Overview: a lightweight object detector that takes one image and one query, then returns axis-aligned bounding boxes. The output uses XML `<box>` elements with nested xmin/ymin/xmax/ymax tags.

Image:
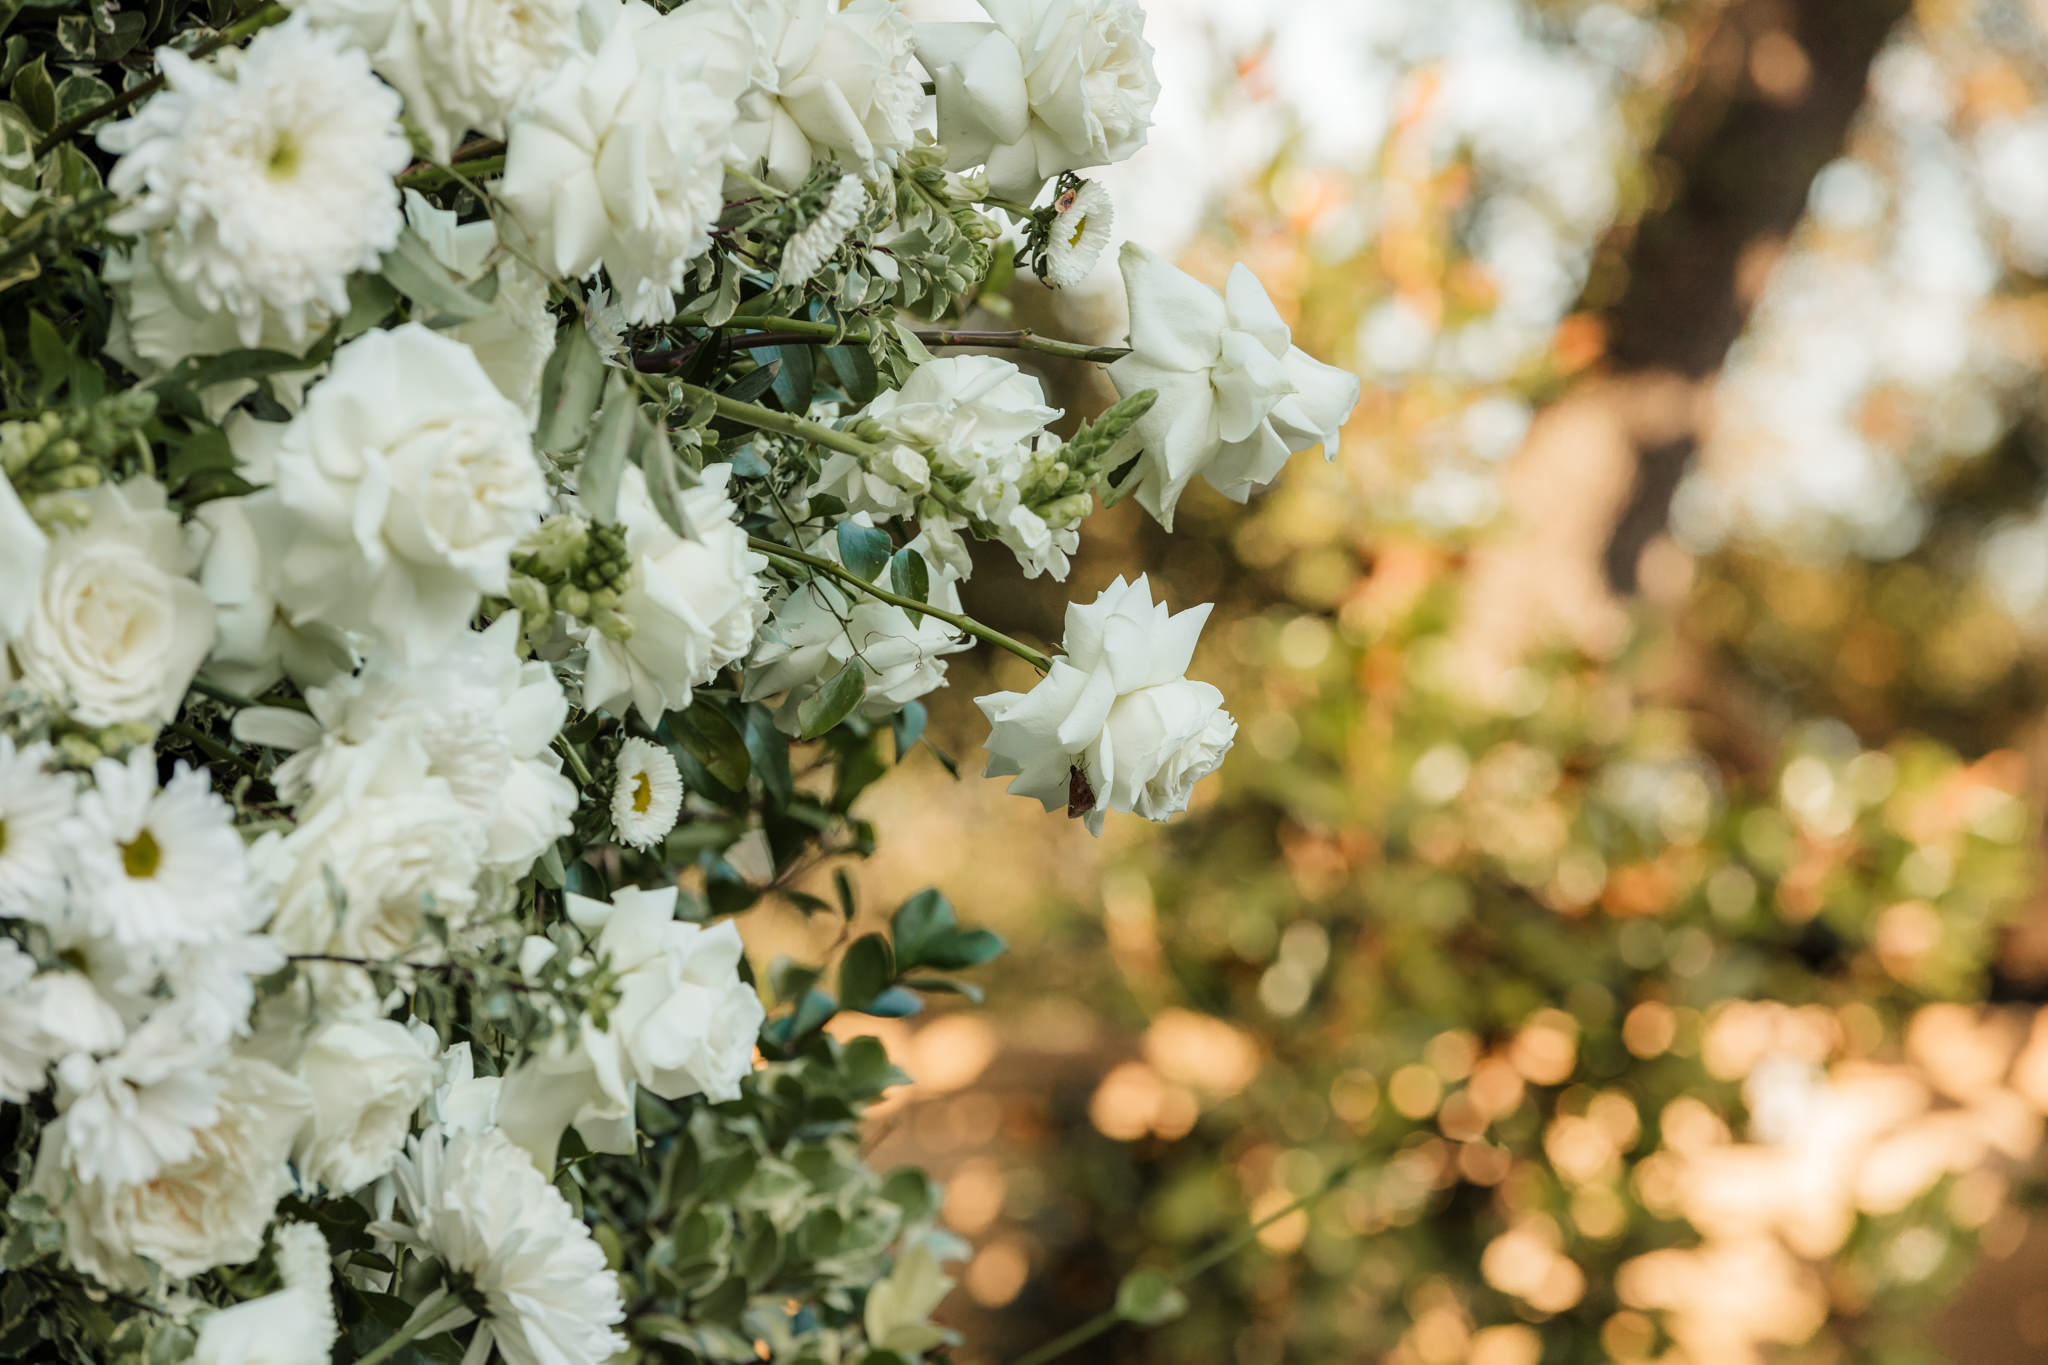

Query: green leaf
<box><xmin>380</xmin><ymin>225</ymin><xmax>496</xmax><ymax>323</ymax></box>
<box><xmin>769</xmin><ymin>343</ymin><xmax>815</xmax><ymax>411</ymax></box>
<box><xmin>52</xmin><ymin>72</ymin><xmax>109</xmax><ymax>125</ymax></box>
<box><xmin>579</xmin><ymin>372</ymin><xmax>636</xmax><ymax>526</ymax></box>
<box><xmin>837</xmin><ymin>933</ymin><xmax>894</xmax><ymax>1009</ymax></box>
<box><xmin>537</xmin><ymin>321</ymin><xmax>606</xmax><ymax>455</ymax></box>
<box><xmin>886</xmin><ymin>546</ymin><xmax>929</xmax><ymax>627</ymax></box>
<box><xmin>666</xmin><ymin>704</ymin><xmax>751</xmax><ymax>793</ymax></box>
<box><xmin>741</xmin><ymin>704</ymin><xmax>794</xmax><ymax>808</ymax></box>
<box><xmin>9</xmin><ymin>54</ymin><xmax>51</xmax><ymax>132</ymax></box>
<box><xmin>797</xmin><ymin>660</ymin><xmax>865</xmax><ymax>739</ymax></box>
<box><xmin>640</xmin><ymin>419</ymin><xmax>701</xmax><ymax>541</ymax></box>
<box><xmin>1115</xmin><ymin>1267</ymin><xmax>1189</xmax><ymax>1326</ymax></box>
<box><xmin>720</xmin><ymin>358</ymin><xmax>780</xmax><ymax>405</ymax></box>
<box><xmin>899</xmin><ymin>976</ymin><xmax>984</xmax><ymax>1004</ymax></box>
<box><xmin>918</xmin><ymin>927</ymin><xmax>1005</xmax><ymax>971</ymax></box>
<box><xmin>890</xmin><ymin>701</ymin><xmax>927</xmax><ymax>762</ymax></box>
<box><xmin>861</xmin><ymin>986</ymin><xmax>923</xmax><ymax>1018</ymax></box>
<box><xmin>824</xmin><ymin>343</ymin><xmax>879</xmax><ymax>403</ymax></box>
<box><xmin>788</xmin><ymin>987</ymin><xmax>836</xmax><ymax>1040</ymax></box>
<box><xmin>25</xmin><ymin>309</ymin><xmax>66</xmax><ymax>401</ymax></box>
<box><xmin>890</xmin><ymin>889</ymin><xmax>956</xmax><ymax>969</ymax></box>
<box><xmin>835</xmin><ymin>521</ymin><xmax>891</xmax><ymax>582</ymax></box>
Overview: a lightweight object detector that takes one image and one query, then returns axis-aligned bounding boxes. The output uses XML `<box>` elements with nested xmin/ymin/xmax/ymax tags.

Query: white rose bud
<box><xmin>14</xmin><ymin>476</ymin><xmax>216</xmax><ymax>727</ymax></box>
<box><xmin>976</xmin><ymin>574</ymin><xmax>1235</xmax><ymax>835</ymax></box>
<box><xmin>1107</xmin><ymin>243</ymin><xmax>1360</xmax><ymax>530</ymax></box>
<box><xmin>268</xmin><ymin>323</ymin><xmax>548</xmax><ymax>662</ymax></box>
<box><xmin>292</xmin><ymin>1018</ymin><xmax>439</xmax><ymax>1193</ymax></box>
<box><xmin>915</xmin><ymin>0</ymin><xmax>1159</xmax><ymax>201</ymax></box>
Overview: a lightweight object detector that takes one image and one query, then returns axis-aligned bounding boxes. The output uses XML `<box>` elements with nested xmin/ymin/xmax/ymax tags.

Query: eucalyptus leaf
<box><xmin>834</xmin><ymin>521</ymin><xmax>891</xmax><ymax>583</ymax></box>
<box><xmin>797</xmin><ymin>661</ymin><xmax>865</xmax><ymax>739</ymax></box>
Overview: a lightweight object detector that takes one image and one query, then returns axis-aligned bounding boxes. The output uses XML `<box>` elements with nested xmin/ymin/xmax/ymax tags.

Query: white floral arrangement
<box><xmin>0</xmin><ymin>0</ymin><xmax>1357</xmax><ymax>1360</ymax></box>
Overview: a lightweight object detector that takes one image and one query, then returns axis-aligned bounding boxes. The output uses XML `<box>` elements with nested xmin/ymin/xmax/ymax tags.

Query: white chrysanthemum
<box><xmin>35</xmin><ymin>1054</ymin><xmax>309</xmax><ymax>1289</ymax></box>
<box><xmin>0</xmin><ymin>737</ymin><xmax>75</xmax><ymax>920</ymax></box>
<box><xmin>381</xmin><ymin>1125</ymin><xmax>626</xmax><ymax>1365</ymax></box>
<box><xmin>610</xmin><ymin>738</ymin><xmax>682</xmax><ymax>850</ymax></box>
<box><xmin>67</xmin><ymin>749</ymin><xmax>257</xmax><ymax>958</ymax></box>
<box><xmin>50</xmin><ymin>1003</ymin><xmax>229</xmax><ymax>1187</ymax></box>
<box><xmin>780</xmin><ymin>174</ymin><xmax>866</xmax><ymax>286</ymax></box>
<box><xmin>1042</xmin><ymin>179</ymin><xmax>1112</xmax><ymax>288</ymax></box>
<box><xmin>499</xmin><ymin>0</ymin><xmax>739</xmax><ymax>325</ymax></box>
<box><xmin>580</xmin><ymin>464</ymin><xmax>769</xmax><ymax>723</ymax></box>
<box><xmin>191</xmin><ymin>1222</ymin><xmax>338</xmax><ymax>1365</ymax></box>
<box><xmin>286</xmin><ymin>0</ymin><xmax>579</xmax><ymax>162</ymax></box>
<box><xmin>97</xmin><ymin>19</ymin><xmax>409</xmax><ymax>348</ymax></box>
<box><xmin>238</xmin><ymin>616</ymin><xmax>574</xmax><ymax>875</ymax></box>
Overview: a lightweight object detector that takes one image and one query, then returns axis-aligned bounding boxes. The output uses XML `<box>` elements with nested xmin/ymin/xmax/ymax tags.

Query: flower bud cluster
<box><xmin>510</xmin><ymin>516</ymin><xmax>637</xmax><ymax>642</ymax></box>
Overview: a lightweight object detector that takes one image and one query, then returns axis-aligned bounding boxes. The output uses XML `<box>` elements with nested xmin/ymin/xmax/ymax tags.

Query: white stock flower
<box><xmin>610</xmin><ymin>737</ymin><xmax>682</xmax><ymax>851</ymax></box>
<box><xmin>1107</xmin><ymin>244</ymin><xmax>1361</xmax><ymax>530</ymax></box>
<box><xmin>916</xmin><ymin>0</ymin><xmax>1158</xmax><ymax>201</ymax></box>
<box><xmin>269</xmin><ymin>323</ymin><xmax>549</xmax><ymax>661</ymax></box>
<box><xmin>381</xmin><ymin>1124</ymin><xmax>626</xmax><ymax>1365</ymax></box>
<box><xmin>97</xmin><ymin>19</ymin><xmax>408</xmax><ymax>348</ymax></box>
<box><xmin>402</xmin><ymin>191</ymin><xmax>556</xmax><ymax>426</ymax></box>
<box><xmin>0</xmin><ymin>945</ymin><xmax>125</xmax><ymax>1104</ymax></box>
<box><xmin>286</xmin><ymin>0</ymin><xmax>578</xmax><ymax>161</ymax></box>
<box><xmin>735</xmin><ymin>0</ymin><xmax>922</xmax><ymax>190</ymax></box>
<box><xmin>0</xmin><ymin>737</ymin><xmax>75</xmax><ymax>920</ymax></box>
<box><xmin>191</xmin><ymin>1222</ymin><xmax>339</xmax><ymax>1365</ymax></box>
<box><xmin>500</xmin><ymin>0</ymin><xmax>739</xmax><ymax>325</ymax></box>
<box><xmin>243</xmin><ymin>615</ymin><xmax>574</xmax><ymax>874</ymax></box>
<box><xmin>976</xmin><ymin>575</ymin><xmax>1234</xmax><ymax>835</ymax></box>
<box><xmin>292</xmin><ymin>1017</ymin><xmax>439</xmax><ymax>1193</ymax></box>
<box><xmin>1043</xmin><ymin>178</ymin><xmax>1112</xmax><ymax>288</ymax></box>
<box><xmin>496</xmin><ymin>886</ymin><xmax>762</xmax><ymax>1168</ymax></box>
<box><xmin>36</xmin><ymin>1055</ymin><xmax>310</xmax><ymax>1289</ymax></box>
<box><xmin>580</xmin><ymin>464</ymin><xmax>768</xmax><ymax>723</ymax></box>
<box><xmin>12</xmin><ymin>476</ymin><xmax>216</xmax><ymax>727</ymax></box>
<box><xmin>68</xmin><ymin>748</ymin><xmax>259</xmax><ymax>957</ymax></box>
<box><xmin>191</xmin><ymin>488</ymin><xmax>355</xmax><ymax>699</ymax></box>
<box><xmin>780</xmin><ymin>174</ymin><xmax>866</xmax><ymax>286</ymax></box>
<box><xmin>743</xmin><ymin>521</ymin><xmax>971</xmax><ymax>728</ymax></box>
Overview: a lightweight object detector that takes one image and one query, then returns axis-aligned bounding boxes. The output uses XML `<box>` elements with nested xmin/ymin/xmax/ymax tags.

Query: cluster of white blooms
<box><xmin>0</xmin><ymin>0</ymin><xmax>1357</xmax><ymax>1354</ymax></box>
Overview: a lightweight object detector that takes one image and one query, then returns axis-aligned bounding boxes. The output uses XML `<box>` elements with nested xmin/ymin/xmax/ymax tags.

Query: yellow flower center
<box><xmin>631</xmin><ymin>772</ymin><xmax>654</xmax><ymax>815</ymax></box>
<box><xmin>266</xmin><ymin>133</ymin><xmax>301</xmax><ymax>179</ymax></box>
<box><xmin>1069</xmin><ymin>215</ymin><xmax>1089</xmax><ymax>248</ymax></box>
<box><xmin>121</xmin><ymin>828</ymin><xmax>162</xmax><ymax>879</ymax></box>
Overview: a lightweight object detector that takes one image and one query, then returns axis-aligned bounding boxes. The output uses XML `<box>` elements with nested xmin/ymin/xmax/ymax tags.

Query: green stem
<box><xmin>163</xmin><ymin>720</ymin><xmax>250</xmax><ymax>774</ymax></box>
<box><xmin>33</xmin><ymin>2</ymin><xmax>288</xmax><ymax>158</ymax></box>
<box><xmin>717</xmin><ymin>313</ymin><xmax>1130</xmax><ymax>365</ymax></box>
<box><xmin>0</xmin><ymin>190</ymin><xmax>116</xmax><ymax>275</ymax></box>
<box><xmin>351</xmin><ymin>1293</ymin><xmax>470</xmax><ymax>1365</ymax></box>
<box><xmin>1005</xmin><ymin>1164</ymin><xmax>1358</xmax><ymax>1365</ymax></box>
<box><xmin>747</xmin><ymin>536</ymin><xmax>1053</xmax><ymax>673</ymax></box>
<box><xmin>397</xmin><ymin>155</ymin><xmax>505</xmax><ymax>191</ymax></box>
<box><xmin>668</xmin><ymin>379</ymin><xmax>881</xmax><ymax>462</ymax></box>
<box><xmin>981</xmin><ymin>196</ymin><xmax>1041</xmax><ymax>218</ymax></box>
<box><xmin>189</xmin><ymin>674</ymin><xmax>310</xmax><ymax>713</ymax></box>
<box><xmin>552</xmin><ymin>734</ymin><xmax>592</xmax><ymax>786</ymax></box>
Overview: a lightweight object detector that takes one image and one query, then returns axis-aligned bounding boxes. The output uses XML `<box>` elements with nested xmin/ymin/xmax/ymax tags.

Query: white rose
<box><xmin>268</xmin><ymin>323</ymin><xmax>549</xmax><ymax>662</ymax></box>
<box><xmin>976</xmin><ymin>574</ymin><xmax>1235</xmax><ymax>834</ymax></box>
<box><xmin>916</xmin><ymin>0</ymin><xmax>1158</xmax><ymax>201</ymax></box>
<box><xmin>259</xmin><ymin>731</ymin><xmax>485</xmax><ymax>960</ymax></box>
<box><xmin>240</xmin><ymin>615</ymin><xmax>574</xmax><ymax>874</ymax></box>
<box><xmin>286</xmin><ymin>0</ymin><xmax>579</xmax><ymax>161</ymax></box>
<box><xmin>1107</xmin><ymin>243</ymin><xmax>1361</xmax><ymax>530</ymax></box>
<box><xmin>735</xmin><ymin>0</ymin><xmax>923</xmax><ymax>190</ymax></box>
<box><xmin>292</xmin><ymin>1018</ymin><xmax>439</xmax><ymax>1192</ymax></box>
<box><xmin>191</xmin><ymin>489</ymin><xmax>354</xmax><ymax>699</ymax></box>
<box><xmin>500</xmin><ymin>0</ymin><xmax>740</xmax><ymax>325</ymax></box>
<box><xmin>401</xmin><ymin>191</ymin><xmax>556</xmax><ymax>426</ymax></box>
<box><xmin>743</xmin><ymin>519</ymin><xmax>971</xmax><ymax>729</ymax></box>
<box><xmin>35</xmin><ymin>1055</ymin><xmax>310</xmax><ymax>1289</ymax></box>
<box><xmin>0</xmin><ymin>472</ymin><xmax>45</xmax><ymax>642</ymax></box>
<box><xmin>496</xmin><ymin>887</ymin><xmax>763</xmax><ymax>1169</ymax></box>
<box><xmin>13</xmin><ymin>476</ymin><xmax>216</xmax><ymax>727</ymax></box>
<box><xmin>191</xmin><ymin>1223</ymin><xmax>338</xmax><ymax>1365</ymax></box>
<box><xmin>580</xmin><ymin>463</ymin><xmax>768</xmax><ymax>724</ymax></box>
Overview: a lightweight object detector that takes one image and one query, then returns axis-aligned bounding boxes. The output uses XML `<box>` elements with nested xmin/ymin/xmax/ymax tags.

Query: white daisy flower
<box><xmin>69</xmin><ymin>749</ymin><xmax>258</xmax><ymax>957</ymax></box>
<box><xmin>97</xmin><ymin>18</ymin><xmax>410</xmax><ymax>348</ymax></box>
<box><xmin>610</xmin><ymin>737</ymin><xmax>682</xmax><ymax>851</ymax></box>
<box><xmin>0</xmin><ymin>736</ymin><xmax>76</xmax><ymax>921</ymax></box>
<box><xmin>1042</xmin><ymin>179</ymin><xmax>1113</xmax><ymax>289</ymax></box>
<box><xmin>0</xmin><ymin>942</ymin><xmax>126</xmax><ymax>1104</ymax></box>
<box><xmin>49</xmin><ymin>1001</ymin><xmax>229</xmax><ymax>1186</ymax></box>
<box><xmin>378</xmin><ymin>1124</ymin><xmax>626</xmax><ymax>1365</ymax></box>
<box><xmin>780</xmin><ymin>175</ymin><xmax>867</xmax><ymax>287</ymax></box>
